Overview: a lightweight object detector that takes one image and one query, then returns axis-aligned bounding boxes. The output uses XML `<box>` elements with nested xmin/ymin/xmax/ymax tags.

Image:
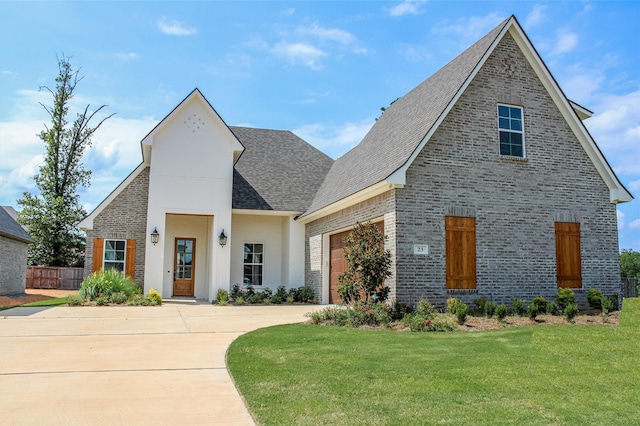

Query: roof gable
<box><xmin>0</xmin><ymin>207</ymin><xmax>33</xmax><ymax>244</ymax></box>
<box><xmin>301</xmin><ymin>15</ymin><xmax>631</xmax><ymax>220</ymax></box>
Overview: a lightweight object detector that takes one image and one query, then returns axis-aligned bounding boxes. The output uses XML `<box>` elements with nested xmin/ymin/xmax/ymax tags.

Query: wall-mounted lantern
<box><xmin>150</xmin><ymin>227</ymin><xmax>160</xmax><ymax>245</ymax></box>
<box><xmin>219</xmin><ymin>230</ymin><xmax>228</xmax><ymax>247</ymax></box>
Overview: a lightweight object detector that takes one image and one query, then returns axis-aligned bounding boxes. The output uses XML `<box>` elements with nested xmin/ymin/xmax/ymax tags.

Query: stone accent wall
<box><xmin>394</xmin><ymin>33</ymin><xmax>620</xmax><ymax>308</ymax></box>
<box><xmin>304</xmin><ymin>191</ymin><xmax>396</xmax><ymax>302</ymax></box>
<box><xmin>0</xmin><ymin>236</ymin><xmax>29</xmax><ymax>295</ymax></box>
<box><xmin>84</xmin><ymin>167</ymin><xmax>150</xmax><ymax>286</ymax></box>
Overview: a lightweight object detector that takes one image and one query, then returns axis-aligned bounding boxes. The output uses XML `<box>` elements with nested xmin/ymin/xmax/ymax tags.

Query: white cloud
<box><xmin>618</xmin><ymin>210</ymin><xmax>626</xmax><ymax>229</ymax></box>
<box><xmin>157</xmin><ymin>17</ymin><xmax>197</xmax><ymax>36</ymax></box>
<box><xmin>432</xmin><ymin>13</ymin><xmax>504</xmax><ymax>46</ymax></box>
<box><xmin>300</xmin><ymin>23</ymin><xmax>357</xmax><ymax>45</ymax></box>
<box><xmin>630</xmin><ymin>219</ymin><xmax>640</xmax><ymax>230</ymax></box>
<box><xmin>585</xmin><ymin>90</ymin><xmax>640</xmax><ymax>176</ymax></box>
<box><xmin>115</xmin><ymin>52</ymin><xmax>139</xmax><ymax>61</ymax></box>
<box><xmin>525</xmin><ymin>5</ymin><xmax>547</xmax><ymax>28</ymax></box>
<box><xmin>272</xmin><ymin>42</ymin><xmax>327</xmax><ymax>70</ymax></box>
<box><xmin>293</xmin><ymin>118</ymin><xmax>374</xmax><ymax>159</ymax></box>
<box><xmin>628</xmin><ymin>179</ymin><xmax>640</xmax><ymax>194</ymax></box>
<box><xmin>553</xmin><ymin>31</ymin><xmax>578</xmax><ymax>55</ymax></box>
<box><xmin>389</xmin><ymin>0</ymin><xmax>427</xmax><ymax>17</ymax></box>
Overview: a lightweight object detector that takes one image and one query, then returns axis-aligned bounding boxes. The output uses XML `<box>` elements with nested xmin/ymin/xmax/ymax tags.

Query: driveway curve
<box><xmin>0</xmin><ymin>302</ymin><xmax>322</xmax><ymax>425</ymax></box>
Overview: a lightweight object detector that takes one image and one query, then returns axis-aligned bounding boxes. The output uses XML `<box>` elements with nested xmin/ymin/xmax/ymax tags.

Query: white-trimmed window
<box><xmin>498</xmin><ymin>104</ymin><xmax>524</xmax><ymax>158</ymax></box>
<box><xmin>243</xmin><ymin>243</ymin><xmax>263</xmax><ymax>286</ymax></box>
<box><xmin>104</xmin><ymin>239</ymin><xmax>126</xmax><ymax>272</ymax></box>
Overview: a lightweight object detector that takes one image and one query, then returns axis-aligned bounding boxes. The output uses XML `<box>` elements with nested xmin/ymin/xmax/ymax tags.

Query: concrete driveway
<box><xmin>0</xmin><ymin>301</ymin><xmax>321</xmax><ymax>425</ymax></box>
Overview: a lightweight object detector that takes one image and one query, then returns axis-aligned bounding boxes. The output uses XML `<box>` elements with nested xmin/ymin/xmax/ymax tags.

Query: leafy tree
<box><xmin>337</xmin><ymin>222</ymin><xmax>392</xmax><ymax>304</ymax></box>
<box><xmin>620</xmin><ymin>249</ymin><xmax>640</xmax><ymax>280</ymax></box>
<box><xmin>18</xmin><ymin>56</ymin><xmax>113</xmax><ymax>267</ymax></box>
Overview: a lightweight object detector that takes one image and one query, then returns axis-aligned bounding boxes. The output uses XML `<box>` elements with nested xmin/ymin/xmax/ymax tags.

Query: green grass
<box><xmin>228</xmin><ymin>298</ymin><xmax>640</xmax><ymax>425</ymax></box>
<box><xmin>20</xmin><ymin>297</ymin><xmax>69</xmax><ymax>307</ymax></box>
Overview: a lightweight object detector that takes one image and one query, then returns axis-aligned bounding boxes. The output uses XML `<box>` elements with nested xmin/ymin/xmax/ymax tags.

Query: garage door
<box><xmin>329</xmin><ymin>222</ymin><xmax>384</xmax><ymax>304</ymax></box>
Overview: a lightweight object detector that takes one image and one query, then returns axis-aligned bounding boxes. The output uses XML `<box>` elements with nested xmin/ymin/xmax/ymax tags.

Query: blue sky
<box><xmin>1</xmin><ymin>1</ymin><xmax>638</xmax><ymax>249</ymax></box>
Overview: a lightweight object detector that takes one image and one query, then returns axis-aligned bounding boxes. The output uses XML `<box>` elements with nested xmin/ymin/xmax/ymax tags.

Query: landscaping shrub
<box><xmin>496</xmin><ymin>304</ymin><xmax>508</xmax><ymax>321</ymax></box>
<box><xmin>79</xmin><ymin>269</ymin><xmax>141</xmax><ymax>301</ymax></box>
<box><xmin>262</xmin><ymin>288</ymin><xmax>273</xmax><ymax>299</ymax></box>
<box><xmin>245</xmin><ymin>285</ymin><xmax>256</xmax><ymax>297</ymax></box>
<box><xmin>455</xmin><ymin>303</ymin><xmax>468</xmax><ymax>325</ymax></box>
<box><xmin>527</xmin><ymin>296</ymin><xmax>548</xmax><ymax>320</ymax></box>
<box><xmin>306</xmin><ymin>306</ymin><xmax>351</xmax><ymax>326</ymax></box>
<box><xmin>128</xmin><ymin>294</ymin><xmax>150</xmax><ymax>306</ymax></box>
<box><xmin>286</xmin><ymin>296</ymin><xmax>294</xmax><ymax>304</ymax></box>
<box><xmin>270</xmin><ymin>295</ymin><xmax>283</xmax><ymax>304</ymax></box>
<box><xmin>352</xmin><ymin>302</ymin><xmax>392</xmax><ymax>328</ymax></box>
<box><xmin>485</xmin><ymin>301</ymin><xmax>497</xmax><ymax>318</ymax></box>
<box><xmin>147</xmin><ymin>288</ymin><xmax>162</xmax><ymax>306</ymax></box>
<box><xmin>607</xmin><ymin>294</ymin><xmax>619</xmax><ymax>312</ymax></box>
<box><xmin>235</xmin><ymin>296</ymin><xmax>245</xmax><ymax>305</ymax></box>
<box><xmin>216</xmin><ymin>289</ymin><xmax>230</xmax><ymax>305</ymax></box>
<box><xmin>275</xmin><ymin>285</ymin><xmax>288</xmax><ymax>300</ymax></box>
<box><xmin>601</xmin><ymin>296</ymin><xmax>614</xmax><ymax>318</ymax></box>
<box><xmin>546</xmin><ymin>301</ymin><xmax>560</xmax><ymax>316</ymax></box>
<box><xmin>587</xmin><ymin>288</ymin><xmax>603</xmax><ymax>310</ymax></box>
<box><xmin>416</xmin><ymin>299</ymin><xmax>435</xmax><ymax>316</ymax></box>
<box><xmin>511</xmin><ymin>297</ymin><xmax>526</xmax><ymax>316</ymax></box>
<box><xmin>230</xmin><ymin>284</ymin><xmax>243</xmax><ymax>300</ymax></box>
<box><xmin>556</xmin><ymin>288</ymin><xmax>576</xmax><ymax>311</ymax></box>
<box><xmin>296</xmin><ymin>286</ymin><xmax>315</xmax><ymax>303</ymax></box>
<box><xmin>95</xmin><ymin>295</ymin><xmax>109</xmax><ymax>306</ymax></box>
<box><xmin>109</xmin><ymin>291</ymin><xmax>129</xmax><ymax>305</ymax></box>
<box><xmin>248</xmin><ymin>293</ymin><xmax>264</xmax><ymax>304</ymax></box>
<box><xmin>446</xmin><ymin>297</ymin><xmax>464</xmax><ymax>314</ymax></box>
<box><xmin>473</xmin><ymin>297</ymin><xmax>487</xmax><ymax>315</ymax></box>
<box><xmin>66</xmin><ymin>293</ymin><xmax>84</xmax><ymax>306</ymax></box>
<box><xmin>389</xmin><ymin>300</ymin><xmax>413</xmax><ymax>321</ymax></box>
<box><xmin>564</xmin><ymin>303</ymin><xmax>579</xmax><ymax>323</ymax></box>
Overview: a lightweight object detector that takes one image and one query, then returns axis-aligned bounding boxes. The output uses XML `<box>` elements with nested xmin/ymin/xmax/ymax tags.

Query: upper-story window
<box><xmin>498</xmin><ymin>104</ymin><xmax>524</xmax><ymax>158</ymax></box>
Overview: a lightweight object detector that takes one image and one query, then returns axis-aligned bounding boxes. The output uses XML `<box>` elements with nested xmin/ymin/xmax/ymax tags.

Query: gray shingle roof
<box><xmin>302</xmin><ymin>17</ymin><xmax>511</xmax><ymax>217</ymax></box>
<box><xmin>0</xmin><ymin>207</ymin><xmax>34</xmax><ymax>244</ymax></box>
<box><xmin>231</xmin><ymin>127</ymin><xmax>334</xmax><ymax>212</ymax></box>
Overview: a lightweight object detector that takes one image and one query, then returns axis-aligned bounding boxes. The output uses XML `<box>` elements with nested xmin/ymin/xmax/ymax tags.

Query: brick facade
<box><xmin>0</xmin><ymin>235</ymin><xmax>29</xmax><ymax>295</ymax></box>
<box><xmin>305</xmin><ymin>191</ymin><xmax>397</xmax><ymax>302</ymax></box>
<box><xmin>393</xmin><ymin>33</ymin><xmax>620</xmax><ymax>307</ymax></box>
<box><xmin>84</xmin><ymin>167</ymin><xmax>150</xmax><ymax>285</ymax></box>
<box><xmin>305</xmin><ymin>33</ymin><xmax>621</xmax><ymax>308</ymax></box>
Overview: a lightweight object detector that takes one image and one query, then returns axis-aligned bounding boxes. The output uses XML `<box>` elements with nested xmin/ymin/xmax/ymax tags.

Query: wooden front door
<box><xmin>173</xmin><ymin>238</ymin><xmax>195</xmax><ymax>297</ymax></box>
<box><xmin>329</xmin><ymin>222</ymin><xmax>385</xmax><ymax>304</ymax></box>
<box><xmin>555</xmin><ymin>222</ymin><xmax>582</xmax><ymax>288</ymax></box>
<box><xmin>445</xmin><ymin>216</ymin><xmax>476</xmax><ymax>289</ymax></box>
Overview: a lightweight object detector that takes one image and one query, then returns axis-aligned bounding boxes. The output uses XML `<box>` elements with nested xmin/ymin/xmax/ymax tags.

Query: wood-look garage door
<box><xmin>329</xmin><ymin>222</ymin><xmax>384</xmax><ymax>304</ymax></box>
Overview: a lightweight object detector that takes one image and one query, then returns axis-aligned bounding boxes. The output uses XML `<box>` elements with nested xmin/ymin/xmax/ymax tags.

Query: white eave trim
<box><xmin>78</xmin><ymin>163</ymin><xmax>147</xmax><ymax>230</ymax></box>
<box><xmin>232</xmin><ymin>209</ymin><xmax>301</xmax><ymax>216</ymax></box>
<box><xmin>569</xmin><ymin>100</ymin><xmax>593</xmax><ymax>120</ymax></box>
<box><xmin>297</xmin><ymin>181</ymin><xmax>400</xmax><ymax>224</ymax></box>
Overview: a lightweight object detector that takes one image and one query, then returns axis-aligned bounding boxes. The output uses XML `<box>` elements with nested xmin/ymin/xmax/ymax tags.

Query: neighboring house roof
<box><xmin>0</xmin><ymin>207</ymin><xmax>34</xmax><ymax>244</ymax></box>
<box><xmin>300</xmin><ymin>15</ymin><xmax>632</xmax><ymax>220</ymax></box>
<box><xmin>231</xmin><ymin>127</ymin><xmax>334</xmax><ymax>212</ymax></box>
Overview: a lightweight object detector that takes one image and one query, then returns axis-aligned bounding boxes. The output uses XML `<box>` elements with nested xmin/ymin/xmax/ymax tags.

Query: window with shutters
<box><xmin>445</xmin><ymin>216</ymin><xmax>477</xmax><ymax>289</ymax></box>
<box><xmin>104</xmin><ymin>239</ymin><xmax>126</xmax><ymax>272</ymax></box>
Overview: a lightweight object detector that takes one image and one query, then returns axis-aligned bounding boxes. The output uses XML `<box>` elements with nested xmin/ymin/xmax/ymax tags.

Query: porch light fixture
<box><xmin>219</xmin><ymin>230</ymin><xmax>228</xmax><ymax>247</ymax></box>
<box><xmin>150</xmin><ymin>227</ymin><xmax>160</xmax><ymax>245</ymax></box>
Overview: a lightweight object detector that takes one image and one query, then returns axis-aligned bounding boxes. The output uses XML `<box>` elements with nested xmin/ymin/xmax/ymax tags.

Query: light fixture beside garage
<box><xmin>150</xmin><ymin>227</ymin><xmax>160</xmax><ymax>245</ymax></box>
<box><xmin>219</xmin><ymin>230</ymin><xmax>228</xmax><ymax>247</ymax></box>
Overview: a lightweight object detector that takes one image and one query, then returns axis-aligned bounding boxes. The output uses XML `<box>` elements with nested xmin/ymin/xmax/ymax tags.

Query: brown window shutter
<box><xmin>125</xmin><ymin>239</ymin><xmax>136</xmax><ymax>279</ymax></box>
<box><xmin>92</xmin><ymin>238</ymin><xmax>104</xmax><ymax>273</ymax></box>
<box><xmin>555</xmin><ymin>222</ymin><xmax>582</xmax><ymax>288</ymax></box>
<box><xmin>445</xmin><ymin>217</ymin><xmax>477</xmax><ymax>289</ymax></box>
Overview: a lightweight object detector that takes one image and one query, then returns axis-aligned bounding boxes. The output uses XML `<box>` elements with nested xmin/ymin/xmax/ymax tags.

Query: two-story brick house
<box><xmin>79</xmin><ymin>16</ymin><xmax>632</xmax><ymax>307</ymax></box>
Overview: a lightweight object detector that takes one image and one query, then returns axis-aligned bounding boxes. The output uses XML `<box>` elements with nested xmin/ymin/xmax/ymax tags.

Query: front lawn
<box><xmin>227</xmin><ymin>298</ymin><xmax>640</xmax><ymax>425</ymax></box>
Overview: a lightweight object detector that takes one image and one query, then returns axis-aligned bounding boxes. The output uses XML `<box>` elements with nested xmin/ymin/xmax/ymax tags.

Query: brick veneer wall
<box><xmin>84</xmin><ymin>167</ymin><xmax>150</xmax><ymax>286</ymax></box>
<box><xmin>0</xmin><ymin>235</ymin><xmax>29</xmax><ymax>295</ymax></box>
<box><xmin>304</xmin><ymin>191</ymin><xmax>397</xmax><ymax>302</ymax></box>
<box><xmin>393</xmin><ymin>33</ymin><xmax>620</xmax><ymax>308</ymax></box>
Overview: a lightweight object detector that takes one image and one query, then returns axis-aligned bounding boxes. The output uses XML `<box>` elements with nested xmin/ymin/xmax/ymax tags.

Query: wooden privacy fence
<box><xmin>26</xmin><ymin>267</ymin><xmax>84</xmax><ymax>290</ymax></box>
<box><xmin>622</xmin><ymin>277</ymin><xmax>637</xmax><ymax>299</ymax></box>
